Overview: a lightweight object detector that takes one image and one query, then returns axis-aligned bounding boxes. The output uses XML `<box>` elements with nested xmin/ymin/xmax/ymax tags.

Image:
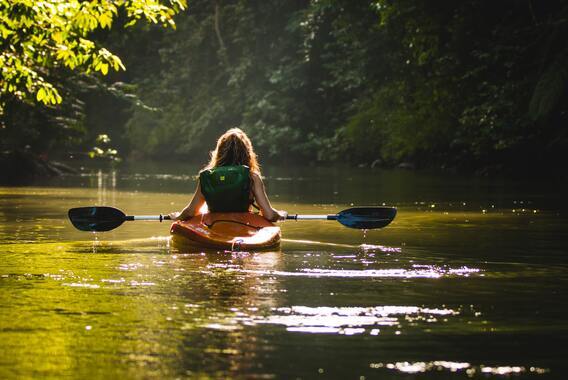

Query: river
<box><xmin>0</xmin><ymin>162</ymin><xmax>566</xmax><ymax>379</ymax></box>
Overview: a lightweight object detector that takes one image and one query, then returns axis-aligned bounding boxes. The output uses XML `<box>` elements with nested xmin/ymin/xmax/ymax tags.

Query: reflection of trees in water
<box><xmin>0</xmin><ymin>190</ymin><xmax>80</xmax><ymax>243</ymax></box>
<box><xmin>89</xmin><ymin>170</ymin><xmax>117</xmax><ymax>207</ymax></box>
<box><xmin>157</xmin><ymin>251</ymin><xmax>284</xmax><ymax>377</ymax></box>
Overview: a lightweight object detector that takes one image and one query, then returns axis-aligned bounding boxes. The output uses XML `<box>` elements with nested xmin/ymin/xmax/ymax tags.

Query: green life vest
<box><xmin>200</xmin><ymin>165</ymin><xmax>251</xmax><ymax>212</ymax></box>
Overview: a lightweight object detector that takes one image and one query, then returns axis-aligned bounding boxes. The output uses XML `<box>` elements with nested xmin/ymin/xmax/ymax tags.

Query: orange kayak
<box><xmin>170</xmin><ymin>212</ymin><xmax>281</xmax><ymax>251</ymax></box>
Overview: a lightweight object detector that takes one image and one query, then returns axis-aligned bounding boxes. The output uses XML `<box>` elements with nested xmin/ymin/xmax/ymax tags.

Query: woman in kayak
<box><xmin>169</xmin><ymin>128</ymin><xmax>287</xmax><ymax>222</ymax></box>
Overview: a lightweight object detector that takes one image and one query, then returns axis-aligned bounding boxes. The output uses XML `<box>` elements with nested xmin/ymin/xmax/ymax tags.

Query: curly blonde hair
<box><xmin>204</xmin><ymin>128</ymin><xmax>260</xmax><ymax>174</ymax></box>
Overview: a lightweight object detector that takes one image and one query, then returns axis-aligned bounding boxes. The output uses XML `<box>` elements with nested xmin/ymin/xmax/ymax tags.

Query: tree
<box><xmin>0</xmin><ymin>0</ymin><xmax>186</xmax><ymax>113</ymax></box>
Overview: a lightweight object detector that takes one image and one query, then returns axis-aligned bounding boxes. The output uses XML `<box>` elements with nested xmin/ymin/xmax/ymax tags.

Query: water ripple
<box><xmin>369</xmin><ymin>361</ymin><xmax>549</xmax><ymax>377</ymax></box>
<box><xmin>202</xmin><ymin>305</ymin><xmax>467</xmax><ymax>335</ymax></box>
<box><xmin>254</xmin><ymin>305</ymin><xmax>459</xmax><ymax>334</ymax></box>
<box><xmin>229</xmin><ymin>265</ymin><xmax>481</xmax><ymax>278</ymax></box>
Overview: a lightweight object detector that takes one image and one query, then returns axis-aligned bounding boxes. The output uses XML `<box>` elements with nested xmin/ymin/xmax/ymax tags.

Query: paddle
<box><xmin>68</xmin><ymin>206</ymin><xmax>171</xmax><ymax>232</ymax></box>
<box><xmin>68</xmin><ymin>206</ymin><xmax>396</xmax><ymax>232</ymax></box>
<box><xmin>286</xmin><ymin>207</ymin><xmax>396</xmax><ymax>229</ymax></box>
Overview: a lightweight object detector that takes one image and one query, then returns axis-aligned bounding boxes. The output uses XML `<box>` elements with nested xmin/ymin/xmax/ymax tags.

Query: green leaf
<box><xmin>36</xmin><ymin>88</ymin><xmax>46</xmax><ymax>102</ymax></box>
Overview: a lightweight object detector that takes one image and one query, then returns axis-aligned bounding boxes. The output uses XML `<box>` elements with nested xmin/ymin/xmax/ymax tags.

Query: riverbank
<box><xmin>0</xmin><ymin>151</ymin><xmax>77</xmax><ymax>185</ymax></box>
<box><xmin>2</xmin><ymin>150</ymin><xmax>567</xmax><ymax>186</ymax></box>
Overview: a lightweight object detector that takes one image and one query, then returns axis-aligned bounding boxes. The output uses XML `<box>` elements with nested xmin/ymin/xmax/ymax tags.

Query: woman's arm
<box><xmin>251</xmin><ymin>173</ymin><xmax>287</xmax><ymax>222</ymax></box>
<box><xmin>169</xmin><ymin>180</ymin><xmax>206</xmax><ymax>221</ymax></box>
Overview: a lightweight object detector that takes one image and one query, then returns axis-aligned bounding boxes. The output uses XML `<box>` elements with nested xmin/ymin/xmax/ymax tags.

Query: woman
<box><xmin>169</xmin><ymin>128</ymin><xmax>287</xmax><ymax>222</ymax></box>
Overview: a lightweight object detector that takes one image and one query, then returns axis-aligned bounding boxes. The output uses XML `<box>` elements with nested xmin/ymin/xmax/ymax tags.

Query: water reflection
<box><xmin>250</xmin><ymin>305</ymin><xmax>460</xmax><ymax>334</ymax></box>
<box><xmin>94</xmin><ymin>169</ymin><xmax>117</xmax><ymax>206</ymax></box>
<box><xmin>229</xmin><ymin>265</ymin><xmax>481</xmax><ymax>278</ymax></box>
<box><xmin>370</xmin><ymin>361</ymin><xmax>549</xmax><ymax>377</ymax></box>
<box><xmin>11</xmin><ymin>248</ymin><xmax>283</xmax><ymax>377</ymax></box>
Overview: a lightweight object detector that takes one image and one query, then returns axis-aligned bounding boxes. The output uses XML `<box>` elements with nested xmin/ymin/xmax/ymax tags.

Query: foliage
<box><xmin>0</xmin><ymin>0</ymin><xmax>185</xmax><ymax>157</ymax></box>
<box><xmin>2</xmin><ymin>0</ymin><xmax>568</xmax><ymax>174</ymax></box>
<box><xmin>88</xmin><ymin>133</ymin><xmax>121</xmax><ymax>162</ymax></box>
<box><xmin>342</xmin><ymin>0</ymin><xmax>568</xmax><ymax>169</ymax></box>
<box><xmin>0</xmin><ymin>0</ymin><xmax>185</xmax><ymax>110</ymax></box>
<box><xmin>121</xmin><ymin>0</ymin><xmax>381</xmax><ymax>161</ymax></box>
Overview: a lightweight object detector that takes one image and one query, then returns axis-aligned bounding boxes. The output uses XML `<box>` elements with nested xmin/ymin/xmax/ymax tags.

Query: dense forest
<box><xmin>2</xmin><ymin>0</ymin><xmax>567</xmax><ymax>175</ymax></box>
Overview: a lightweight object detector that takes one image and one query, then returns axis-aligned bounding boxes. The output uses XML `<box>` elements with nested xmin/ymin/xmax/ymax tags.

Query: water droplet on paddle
<box><xmin>92</xmin><ymin>232</ymin><xmax>99</xmax><ymax>253</ymax></box>
<box><xmin>362</xmin><ymin>229</ymin><xmax>368</xmax><ymax>239</ymax></box>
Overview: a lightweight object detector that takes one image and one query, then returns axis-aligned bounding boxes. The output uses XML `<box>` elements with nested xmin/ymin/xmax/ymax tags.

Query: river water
<box><xmin>0</xmin><ymin>163</ymin><xmax>566</xmax><ymax>379</ymax></box>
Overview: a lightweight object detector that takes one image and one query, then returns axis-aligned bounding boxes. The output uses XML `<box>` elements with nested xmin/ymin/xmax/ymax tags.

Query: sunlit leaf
<box><xmin>36</xmin><ymin>87</ymin><xmax>46</xmax><ymax>102</ymax></box>
<box><xmin>0</xmin><ymin>0</ymin><xmax>183</xmax><ymax>111</ymax></box>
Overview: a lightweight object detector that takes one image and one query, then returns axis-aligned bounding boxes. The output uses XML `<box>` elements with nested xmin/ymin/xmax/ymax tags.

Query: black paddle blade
<box><xmin>68</xmin><ymin>206</ymin><xmax>126</xmax><ymax>232</ymax></box>
<box><xmin>336</xmin><ymin>207</ymin><xmax>397</xmax><ymax>229</ymax></box>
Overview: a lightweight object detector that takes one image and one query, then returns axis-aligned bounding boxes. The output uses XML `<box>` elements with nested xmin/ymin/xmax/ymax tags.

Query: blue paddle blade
<box><xmin>68</xmin><ymin>207</ymin><xmax>126</xmax><ymax>232</ymax></box>
<box><xmin>336</xmin><ymin>207</ymin><xmax>397</xmax><ymax>229</ymax></box>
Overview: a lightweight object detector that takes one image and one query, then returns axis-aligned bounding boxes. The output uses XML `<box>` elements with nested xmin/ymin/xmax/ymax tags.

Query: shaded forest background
<box><xmin>2</xmin><ymin>0</ymin><xmax>567</xmax><ymax>174</ymax></box>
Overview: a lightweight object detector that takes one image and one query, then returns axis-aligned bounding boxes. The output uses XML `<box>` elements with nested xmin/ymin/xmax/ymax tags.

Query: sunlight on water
<box><xmin>61</xmin><ymin>282</ymin><xmax>101</xmax><ymax>289</ymax></box>
<box><xmin>254</xmin><ymin>305</ymin><xmax>459</xmax><ymax>334</ymax></box>
<box><xmin>196</xmin><ymin>304</ymin><xmax>472</xmax><ymax>337</ymax></box>
<box><xmin>282</xmin><ymin>238</ymin><xmax>359</xmax><ymax>248</ymax></box>
<box><xmin>369</xmin><ymin>361</ymin><xmax>549</xmax><ymax>377</ymax></box>
<box><xmin>359</xmin><ymin>243</ymin><xmax>402</xmax><ymax>253</ymax></box>
<box><xmin>229</xmin><ymin>265</ymin><xmax>481</xmax><ymax>278</ymax></box>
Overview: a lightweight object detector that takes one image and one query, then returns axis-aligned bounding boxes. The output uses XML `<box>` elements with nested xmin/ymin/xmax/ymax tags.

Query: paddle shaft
<box><xmin>287</xmin><ymin>214</ymin><xmax>337</xmax><ymax>220</ymax></box>
<box><xmin>287</xmin><ymin>214</ymin><xmax>393</xmax><ymax>222</ymax></box>
<box><xmin>131</xmin><ymin>215</ymin><xmax>326</xmax><ymax>221</ymax></box>
<box><xmin>125</xmin><ymin>215</ymin><xmax>172</xmax><ymax>221</ymax></box>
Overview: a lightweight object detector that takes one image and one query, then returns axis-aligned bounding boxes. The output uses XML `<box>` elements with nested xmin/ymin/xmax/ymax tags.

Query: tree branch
<box><xmin>213</xmin><ymin>0</ymin><xmax>229</xmax><ymax>66</ymax></box>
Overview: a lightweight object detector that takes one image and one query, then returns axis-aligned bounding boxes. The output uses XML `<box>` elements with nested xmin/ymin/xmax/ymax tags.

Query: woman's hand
<box><xmin>276</xmin><ymin>210</ymin><xmax>288</xmax><ymax>221</ymax></box>
<box><xmin>168</xmin><ymin>211</ymin><xmax>181</xmax><ymax>221</ymax></box>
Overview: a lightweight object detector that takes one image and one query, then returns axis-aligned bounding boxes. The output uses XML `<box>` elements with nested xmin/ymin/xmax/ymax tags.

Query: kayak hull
<box><xmin>170</xmin><ymin>213</ymin><xmax>281</xmax><ymax>251</ymax></box>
